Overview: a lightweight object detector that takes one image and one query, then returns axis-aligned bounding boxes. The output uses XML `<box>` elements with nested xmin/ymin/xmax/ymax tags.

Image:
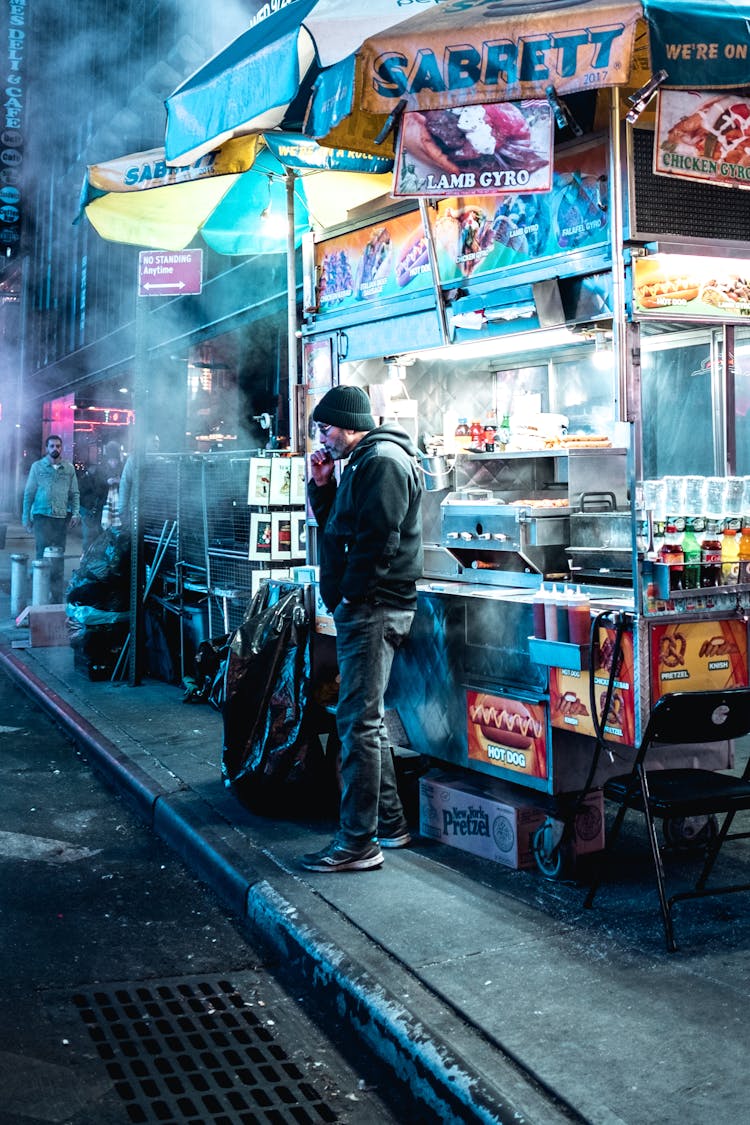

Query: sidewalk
<box><xmin>0</xmin><ymin>517</ymin><xmax>748</xmax><ymax>1124</ymax></box>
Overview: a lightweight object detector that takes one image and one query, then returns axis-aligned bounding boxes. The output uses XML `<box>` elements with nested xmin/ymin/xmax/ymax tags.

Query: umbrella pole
<box><xmin>286</xmin><ymin>169</ymin><xmax>298</xmax><ymax>450</ymax></box>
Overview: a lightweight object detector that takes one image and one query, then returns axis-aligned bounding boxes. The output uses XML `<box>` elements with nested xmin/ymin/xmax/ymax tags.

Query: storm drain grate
<box><xmin>72</xmin><ymin>976</ymin><xmax>340</xmax><ymax>1124</ymax></box>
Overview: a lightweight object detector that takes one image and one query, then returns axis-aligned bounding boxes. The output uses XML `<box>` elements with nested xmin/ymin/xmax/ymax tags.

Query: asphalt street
<box><xmin>0</xmin><ymin>667</ymin><xmax>399</xmax><ymax>1125</ymax></box>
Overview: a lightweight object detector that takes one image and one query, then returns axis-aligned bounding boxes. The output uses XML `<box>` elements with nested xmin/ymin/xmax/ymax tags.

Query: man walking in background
<box><xmin>301</xmin><ymin>385</ymin><xmax>423</xmax><ymax>873</ymax></box>
<box><xmin>22</xmin><ymin>434</ymin><xmax>80</xmax><ymax>560</ymax></box>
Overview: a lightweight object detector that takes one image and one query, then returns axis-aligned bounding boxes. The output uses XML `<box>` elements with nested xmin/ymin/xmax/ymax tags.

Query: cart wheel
<box><xmin>531</xmin><ymin>819</ymin><xmax>575</xmax><ymax>880</ymax></box>
<box><xmin>662</xmin><ymin>814</ymin><xmax>718</xmax><ymax>849</ymax></box>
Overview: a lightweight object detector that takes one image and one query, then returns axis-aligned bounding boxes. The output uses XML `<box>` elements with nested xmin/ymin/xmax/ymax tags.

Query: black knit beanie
<box><xmin>312</xmin><ymin>385</ymin><xmax>375</xmax><ymax>431</ymax></box>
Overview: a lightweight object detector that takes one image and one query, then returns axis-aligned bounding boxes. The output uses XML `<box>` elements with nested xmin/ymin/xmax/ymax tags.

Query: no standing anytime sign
<box><xmin>138</xmin><ymin>249</ymin><xmax>203</xmax><ymax>296</ymax></box>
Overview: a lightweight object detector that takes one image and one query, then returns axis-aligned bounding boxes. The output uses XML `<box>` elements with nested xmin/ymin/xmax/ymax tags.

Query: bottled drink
<box><xmin>454</xmin><ymin>419</ymin><xmax>471</xmax><ymax>452</ymax></box>
<box><xmin>482</xmin><ymin>412</ymin><xmax>497</xmax><ymax>452</ymax></box>
<box><xmin>681</xmin><ymin>517</ymin><xmax>702</xmax><ymax>589</ymax></box>
<box><xmin>659</xmin><ymin>523</ymin><xmax>684</xmax><ymax>591</ymax></box>
<box><xmin>498</xmin><ymin>413</ymin><xmax>511</xmax><ymax>450</ymax></box>
<box><xmin>739</xmin><ymin>525</ymin><xmax>750</xmax><ymax>584</ymax></box>
<box><xmin>700</xmin><ymin>520</ymin><xmax>723</xmax><ymax>587</ymax></box>
<box><xmin>470</xmin><ymin>420</ymin><xmax>484</xmax><ymax>449</ymax></box>
<box><xmin>721</xmin><ymin>526</ymin><xmax>740</xmax><ymax>585</ymax></box>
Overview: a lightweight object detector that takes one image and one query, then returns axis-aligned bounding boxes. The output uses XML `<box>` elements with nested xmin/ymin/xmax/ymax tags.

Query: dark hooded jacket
<box><xmin>308</xmin><ymin>424</ymin><xmax>423</xmax><ymax>612</ymax></box>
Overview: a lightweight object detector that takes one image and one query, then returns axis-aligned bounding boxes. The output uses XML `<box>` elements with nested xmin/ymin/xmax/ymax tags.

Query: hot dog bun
<box><xmin>469</xmin><ymin>696</ymin><xmax>542</xmax><ymax>749</ymax></box>
<box><xmin>635</xmin><ymin>260</ymin><xmax>700</xmax><ymax>307</ymax></box>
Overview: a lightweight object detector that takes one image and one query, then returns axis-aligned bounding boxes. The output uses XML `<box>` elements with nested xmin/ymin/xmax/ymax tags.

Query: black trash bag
<box><xmin>221</xmin><ymin>582</ymin><xmax>333</xmax><ymax>813</ymax></box>
<box><xmin>183</xmin><ymin>635</ymin><xmax>231</xmax><ymax>707</ymax></box>
<box><xmin>66</xmin><ymin>528</ymin><xmax>131</xmax><ymax>609</ymax></box>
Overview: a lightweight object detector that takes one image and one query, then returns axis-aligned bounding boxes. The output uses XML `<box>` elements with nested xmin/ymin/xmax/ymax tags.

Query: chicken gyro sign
<box><xmin>393</xmin><ymin>100</ymin><xmax>553</xmax><ymax>197</ymax></box>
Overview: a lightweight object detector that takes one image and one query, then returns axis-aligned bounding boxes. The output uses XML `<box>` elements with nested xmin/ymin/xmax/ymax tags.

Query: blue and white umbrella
<box><xmin>164</xmin><ymin>0</ymin><xmax>416</xmax><ymax>165</ymax></box>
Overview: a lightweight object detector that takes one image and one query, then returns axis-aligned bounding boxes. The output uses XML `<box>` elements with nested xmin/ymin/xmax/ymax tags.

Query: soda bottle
<box><xmin>498</xmin><ymin>413</ymin><xmax>511</xmax><ymax>450</ymax></box>
<box><xmin>700</xmin><ymin>520</ymin><xmax>723</xmax><ymax>587</ymax></box>
<box><xmin>721</xmin><ymin>526</ymin><xmax>740</xmax><ymax>585</ymax></box>
<box><xmin>739</xmin><ymin>524</ymin><xmax>750</xmax><ymax>584</ymax></box>
<box><xmin>659</xmin><ymin>523</ymin><xmax>684</xmax><ymax>591</ymax></box>
<box><xmin>681</xmin><ymin>517</ymin><xmax>702</xmax><ymax>589</ymax></box>
<box><xmin>470</xmin><ymin>420</ymin><xmax>484</xmax><ymax>449</ymax></box>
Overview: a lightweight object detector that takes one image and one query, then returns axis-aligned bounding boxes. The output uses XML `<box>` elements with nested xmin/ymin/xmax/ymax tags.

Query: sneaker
<box><xmin>377</xmin><ymin>825</ymin><xmax>412</xmax><ymax>849</ymax></box>
<box><xmin>300</xmin><ymin>840</ymin><xmax>384</xmax><ymax>872</ymax></box>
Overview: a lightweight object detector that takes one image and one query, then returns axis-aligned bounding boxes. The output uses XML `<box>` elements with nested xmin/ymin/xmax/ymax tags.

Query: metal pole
<box><xmin>418</xmin><ymin>198</ymin><xmax>449</xmax><ymax>346</ymax></box>
<box><xmin>128</xmin><ymin>295</ymin><xmax>148</xmax><ymax>686</ymax></box>
<box><xmin>286</xmin><ymin>169</ymin><xmax>299</xmax><ymax>451</ymax></box>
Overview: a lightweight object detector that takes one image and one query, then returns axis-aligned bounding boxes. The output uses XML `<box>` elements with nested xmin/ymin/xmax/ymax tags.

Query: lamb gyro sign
<box><xmin>393</xmin><ymin>100</ymin><xmax>553</xmax><ymax>197</ymax></box>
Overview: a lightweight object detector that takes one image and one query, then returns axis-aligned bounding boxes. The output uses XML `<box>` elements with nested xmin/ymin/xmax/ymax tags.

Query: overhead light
<box><xmin>402</xmin><ymin>326</ymin><xmax>582</xmax><ymax>364</ymax></box>
<box><xmin>626</xmin><ymin>69</ymin><xmax>669</xmax><ymax>124</ymax></box>
<box><xmin>118</xmin><ymin>386</ymin><xmax>129</xmax><ymax>394</ymax></box>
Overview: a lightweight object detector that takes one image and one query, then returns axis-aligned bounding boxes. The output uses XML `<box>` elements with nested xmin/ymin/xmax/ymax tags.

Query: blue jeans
<box><xmin>333</xmin><ymin>600</ymin><xmax>415</xmax><ymax>850</ymax></box>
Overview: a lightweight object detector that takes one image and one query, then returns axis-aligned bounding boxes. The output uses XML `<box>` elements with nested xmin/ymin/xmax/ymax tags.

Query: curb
<box><xmin>0</xmin><ymin>644</ymin><xmax>584</xmax><ymax>1125</ymax></box>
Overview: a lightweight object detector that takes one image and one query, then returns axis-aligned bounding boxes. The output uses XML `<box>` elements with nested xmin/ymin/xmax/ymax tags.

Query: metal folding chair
<box><xmin>584</xmin><ymin>688</ymin><xmax>750</xmax><ymax>951</ymax></box>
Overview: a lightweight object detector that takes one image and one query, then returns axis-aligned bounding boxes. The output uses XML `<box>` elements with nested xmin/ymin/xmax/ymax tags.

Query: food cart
<box><xmin>298</xmin><ymin>85</ymin><xmax>750</xmax><ymax>874</ymax></box>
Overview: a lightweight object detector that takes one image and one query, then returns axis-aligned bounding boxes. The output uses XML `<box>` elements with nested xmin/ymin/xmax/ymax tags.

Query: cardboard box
<box><xmin>29</xmin><ymin>604</ymin><xmax>70</xmax><ymax>647</ymax></box>
<box><xmin>419</xmin><ymin>771</ymin><xmax>546</xmax><ymax>869</ymax></box>
<box><xmin>419</xmin><ymin>771</ymin><xmax>605</xmax><ymax>869</ymax></box>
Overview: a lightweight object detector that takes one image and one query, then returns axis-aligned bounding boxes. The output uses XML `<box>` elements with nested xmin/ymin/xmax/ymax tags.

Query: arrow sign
<box><xmin>138</xmin><ymin>249</ymin><xmax>203</xmax><ymax>296</ymax></box>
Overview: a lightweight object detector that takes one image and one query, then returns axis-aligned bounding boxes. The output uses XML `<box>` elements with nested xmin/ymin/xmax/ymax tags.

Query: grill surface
<box><xmin>72</xmin><ymin>974</ymin><xmax>343</xmax><ymax>1124</ymax></box>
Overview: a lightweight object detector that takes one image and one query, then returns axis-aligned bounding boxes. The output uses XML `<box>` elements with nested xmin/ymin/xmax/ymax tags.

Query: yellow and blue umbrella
<box><xmin>79</xmin><ymin>133</ymin><xmax>393</xmax><ymax>254</ymax></box>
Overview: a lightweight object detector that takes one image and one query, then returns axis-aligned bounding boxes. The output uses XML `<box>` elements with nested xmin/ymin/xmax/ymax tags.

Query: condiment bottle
<box><xmin>739</xmin><ymin>523</ymin><xmax>750</xmax><ymax>584</ymax></box>
<box><xmin>454</xmin><ymin>419</ymin><xmax>471</xmax><ymax>452</ymax></box>
<box><xmin>700</xmin><ymin>520</ymin><xmax>723</xmax><ymax>587</ymax></box>
<box><xmin>532</xmin><ymin>586</ymin><xmax>546</xmax><ymax>639</ymax></box>
<box><xmin>568</xmin><ymin>586</ymin><xmax>591</xmax><ymax>646</ymax></box>
<box><xmin>721</xmin><ymin>525</ymin><xmax>740</xmax><ymax>585</ymax></box>
<box><xmin>544</xmin><ymin>583</ymin><xmax>560</xmax><ymax>641</ymax></box>
<box><xmin>555</xmin><ymin>586</ymin><xmax>571</xmax><ymax>643</ymax></box>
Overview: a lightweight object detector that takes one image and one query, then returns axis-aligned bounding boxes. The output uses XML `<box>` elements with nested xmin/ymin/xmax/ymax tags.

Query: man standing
<box><xmin>22</xmin><ymin>434</ymin><xmax>80</xmax><ymax>560</ymax></box>
<box><xmin>301</xmin><ymin>385</ymin><xmax>423</xmax><ymax>873</ymax></box>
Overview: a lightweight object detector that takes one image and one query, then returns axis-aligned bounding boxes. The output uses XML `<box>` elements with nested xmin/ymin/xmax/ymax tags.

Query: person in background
<box><xmin>118</xmin><ymin>433</ymin><xmax>160</xmax><ymax>523</ymax></box>
<box><xmin>77</xmin><ymin>457</ymin><xmax>108</xmax><ymax>553</ymax></box>
<box><xmin>301</xmin><ymin>385</ymin><xmax>423</xmax><ymax>873</ymax></box>
<box><xmin>22</xmin><ymin>434</ymin><xmax>80</xmax><ymax>559</ymax></box>
<box><xmin>98</xmin><ymin>440</ymin><xmax>125</xmax><ymax>531</ymax></box>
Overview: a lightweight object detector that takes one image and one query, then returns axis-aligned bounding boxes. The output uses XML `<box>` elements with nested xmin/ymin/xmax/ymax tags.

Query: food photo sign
<box><xmin>314</xmin><ymin>138</ymin><xmax>608</xmax><ymax>310</ymax></box>
<box><xmin>393</xmin><ymin>101</ymin><xmax>553</xmax><ymax>198</ymax></box>
<box><xmin>466</xmin><ymin>690</ymin><xmax>548</xmax><ymax>782</ymax></box>
<box><xmin>634</xmin><ymin>253</ymin><xmax>750</xmax><ymax>318</ymax></box>
<box><xmin>654</xmin><ymin>90</ymin><xmax>750</xmax><ymax>191</ymax></box>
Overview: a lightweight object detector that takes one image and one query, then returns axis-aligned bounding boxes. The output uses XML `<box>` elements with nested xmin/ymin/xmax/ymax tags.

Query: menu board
<box><xmin>650</xmin><ymin>618</ymin><xmax>749</xmax><ymax>701</ymax></box>
<box><xmin>313</xmin><ymin>137</ymin><xmax>609</xmax><ymax>312</ymax></box>
<box><xmin>466</xmin><ymin>690</ymin><xmax>548</xmax><ymax>781</ymax></box>
<box><xmin>428</xmin><ymin>138</ymin><xmax>608</xmax><ymax>287</ymax></box>
<box><xmin>315</xmin><ymin>209</ymin><xmax>431</xmax><ymax>312</ymax></box>
<box><xmin>550</xmin><ymin>628</ymin><xmax>635</xmax><ymax>746</ymax></box>
<box><xmin>634</xmin><ymin>253</ymin><xmax>750</xmax><ymax>318</ymax></box>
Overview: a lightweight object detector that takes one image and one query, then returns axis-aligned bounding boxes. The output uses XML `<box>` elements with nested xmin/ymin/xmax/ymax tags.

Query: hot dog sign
<box><xmin>467</xmin><ymin>690</ymin><xmax>548</xmax><ymax>781</ymax></box>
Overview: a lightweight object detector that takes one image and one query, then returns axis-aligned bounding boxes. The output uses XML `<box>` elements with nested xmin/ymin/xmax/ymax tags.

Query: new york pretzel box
<box><xmin>28</xmin><ymin>604</ymin><xmax>70</xmax><ymax>648</ymax></box>
<box><xmin>419</xmin><ymin>771</ymin><xmax>605</xmax><ymax>868</ymax></box>
<box><xmin>419</xmin><ymin>771</ymin><xmax>547</xmax><ymax>869</ymax></box>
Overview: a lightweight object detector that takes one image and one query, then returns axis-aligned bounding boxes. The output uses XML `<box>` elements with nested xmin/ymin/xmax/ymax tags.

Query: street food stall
<box><xmin>298</xmin><ymin>75</ymin><xmax>750</xmax><ymax>872</ymax></box>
